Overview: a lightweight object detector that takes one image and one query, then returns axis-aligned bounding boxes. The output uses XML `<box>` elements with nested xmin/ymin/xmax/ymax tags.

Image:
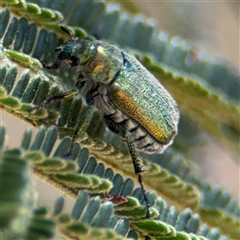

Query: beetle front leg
<box><xmin>29</xmin><ymin>89</ymin><xmax>79</xmax><ymax>113</ymax></box>
<box><xmin>29</xmin><ymin>81</ymin><xmax>86</xmax><ymax>112</ymax></box>
<box><xmin>28</xmin><ymin>88</ymin><xmax>83</xmax><ymax>157</ymax></box>
<box><xmin>29</xmin><ymin>89</ymin><xmax>79</xmax><ymax>112</ymax></box>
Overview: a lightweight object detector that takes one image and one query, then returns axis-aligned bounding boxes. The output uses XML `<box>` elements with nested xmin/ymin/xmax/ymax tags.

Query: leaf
<box><xmin>199</xmin><ymin>208</ymin><xmax>240</xmax><ymax>240</ymax></box>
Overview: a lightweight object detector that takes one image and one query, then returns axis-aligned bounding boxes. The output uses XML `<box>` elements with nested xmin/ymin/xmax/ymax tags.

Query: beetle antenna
<box><xmin>60</xmin><ymin>25</ymin><xmax>74</xmax><ymax>40</ymax></box>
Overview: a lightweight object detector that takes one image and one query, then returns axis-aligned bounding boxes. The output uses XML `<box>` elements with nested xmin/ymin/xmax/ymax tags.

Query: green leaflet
<box><xmin>1</xmin><ymin>125</ymin><xmax>237</xmax><ymax>239</ymax></box>
<box><xmin>199</xmin><ymin>208</ymin><xmax>240</xmax><ymax>240</ymax></box>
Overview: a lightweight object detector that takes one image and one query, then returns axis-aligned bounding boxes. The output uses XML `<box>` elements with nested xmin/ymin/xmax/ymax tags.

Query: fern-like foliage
<box><xmin>0</xmin><ymin>1</ymin><xmax>239</xmax><ymax>240</ymax></box>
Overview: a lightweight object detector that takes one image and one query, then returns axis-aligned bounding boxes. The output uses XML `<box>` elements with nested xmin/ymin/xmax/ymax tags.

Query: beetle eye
<box><xmin>70</xmin><ymin>56</ymin><xmax>80</xmax><ymax>67</ymax></box>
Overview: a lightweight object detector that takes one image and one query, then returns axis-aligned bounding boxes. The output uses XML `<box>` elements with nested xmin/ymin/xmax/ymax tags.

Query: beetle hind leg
<box><xmin>104</xmin><ymin>117</ymin><xmax>151</xmax><ymax>218</ymax></box>
<box><xmin>125</xmin><ymin>132</ymin><xmax>151</xmax><ymax>219</ymax></box>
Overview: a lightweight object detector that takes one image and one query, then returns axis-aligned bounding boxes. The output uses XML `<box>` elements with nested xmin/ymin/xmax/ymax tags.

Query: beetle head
<box><xmin>55</xmin><ymin>39</ymin><xmax>94</xmax><ymax>67</ymax></box>
<box><xmin>43</xmin><ymin>26</ymin><xmax>93</xmax><ymax>69</ymax></box>
<box><xmin>54</xmin><ymin>41</ymin><xmax>80</xmax><ymax>67</ymax></box>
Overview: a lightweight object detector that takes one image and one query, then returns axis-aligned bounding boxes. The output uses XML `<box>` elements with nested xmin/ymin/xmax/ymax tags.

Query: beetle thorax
<box><xmin>79</xmin><ymin>41</ymin><xmax>124</xmax><ymax>84</ymax></box>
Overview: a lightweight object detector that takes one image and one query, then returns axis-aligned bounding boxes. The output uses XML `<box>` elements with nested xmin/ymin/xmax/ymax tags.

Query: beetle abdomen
<box><xmin>92</xmin><ymin>84</ymin><xmax>169</xmax><ymax>153</ymax></box>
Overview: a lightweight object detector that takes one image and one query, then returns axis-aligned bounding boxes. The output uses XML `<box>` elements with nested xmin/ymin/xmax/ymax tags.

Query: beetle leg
<box><xmin>65</xmin><ymin>105</ymin><xmax>94</xmax><ymax>157</ymax></box>
<box><xmin>71</xmin><ymin>87</ymin><xmax>96</xmax><ymax>138</ymax></box>
<box><xmin>104</xmin><ymin>117</ymin><xmax>151</xmax><ymax>218</ymax></box>
<box><xmin>29</xmin><ymin>80</ymin><xmax>88</xmax><ymax>156</ymax></box>
<box><xmin>125</xmin><ymin>132</ymin><xmax>151</xmax><ymax>219</ymax></box>
<box><xmin>138</xmin><ymin>173</ymin><xmax>151</xmax><ymax>219</ymax></box>
<box><xmin>29</xmin><ymin>89</ymin><xmax>79</xmax><ymax>112</ymax></box>
<box><xmin>64</xmin><ymin>87</ymin><xmax>95</xmax><ymax>157</ymax></box>
<box><xmin>29</xmin><ymin>81</ymin><xmax>86</xmax><ymax>112</ymax></box>
<box><xmin>125</xmin><ymin>132</ymin><xmax>144</xmax><ymax>174</ymax></box>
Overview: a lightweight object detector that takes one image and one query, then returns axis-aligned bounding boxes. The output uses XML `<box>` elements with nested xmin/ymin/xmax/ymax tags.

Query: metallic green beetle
<box><xmin>35</xmin><ymin>26</ymin><xmax>179</xmax><ymax>218</ymax></box>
